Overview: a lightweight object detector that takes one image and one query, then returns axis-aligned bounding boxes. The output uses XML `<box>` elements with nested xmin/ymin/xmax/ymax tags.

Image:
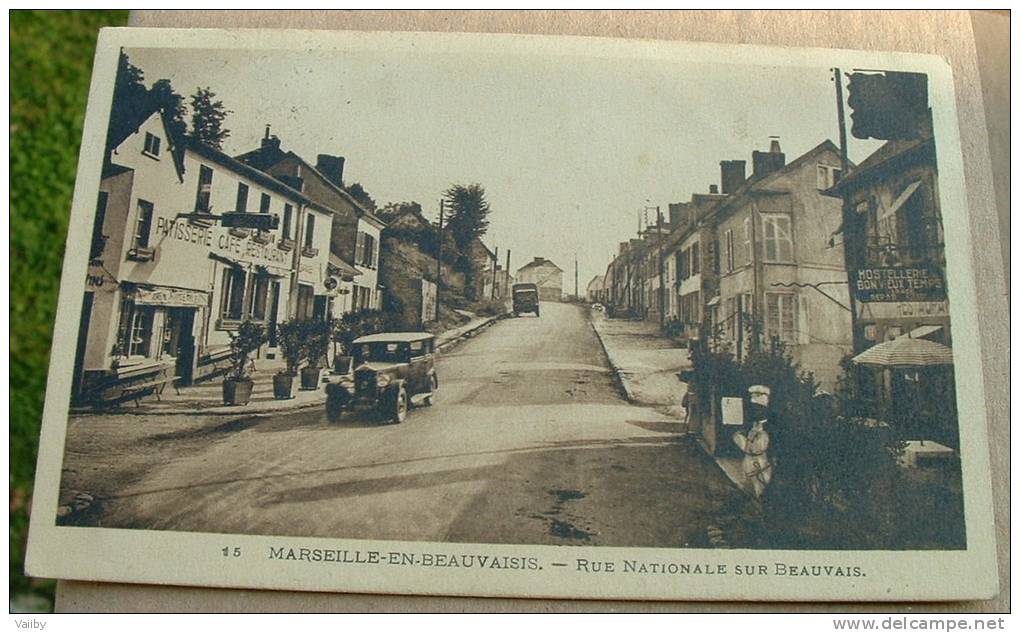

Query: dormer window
<box><xmin>143</xmin><ymin>132</ymin><xmax>161</xmax><ymax>158</ymax></box>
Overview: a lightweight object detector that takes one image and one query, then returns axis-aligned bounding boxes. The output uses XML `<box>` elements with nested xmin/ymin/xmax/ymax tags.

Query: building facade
<box><xmin>77</xmin><ymin>109</ymin><xmax>335</xmax><ymax>401</ymax></box>
<box><xmin>515</xmin><ymin>257</ymin><xmax>564</xmax><ymax>302</ymax></box>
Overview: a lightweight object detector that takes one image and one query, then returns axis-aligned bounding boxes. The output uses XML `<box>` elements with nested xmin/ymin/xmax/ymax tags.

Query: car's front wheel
<box><xmin>387</xmin><ymin>385</ymin><xmax>408</xmax><ymax>424</ymax></box>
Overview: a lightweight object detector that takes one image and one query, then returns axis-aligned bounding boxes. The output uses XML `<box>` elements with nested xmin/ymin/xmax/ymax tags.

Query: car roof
<box><xmin>353</xmin><ymin>332</ymin><xmax>435</xmax><ymax>344</ymax></box>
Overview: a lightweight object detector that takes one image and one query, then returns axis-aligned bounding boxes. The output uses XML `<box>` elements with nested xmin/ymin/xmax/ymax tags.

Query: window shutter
<box><xmin>355</xmin><ymin>231</ymin><xmax>365</xmax><ymax>266</ymax></box>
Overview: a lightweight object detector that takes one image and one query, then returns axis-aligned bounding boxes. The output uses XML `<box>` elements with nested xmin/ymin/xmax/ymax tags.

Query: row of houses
<box><xmin>75</xmin><ymin>104</ymin><xmax>458</xmax><ymax>403</ymax></box>
<box><xmin>591</xmin><ymin>133</ymin><xmax>948</xmax><ymax>392</ymax></box>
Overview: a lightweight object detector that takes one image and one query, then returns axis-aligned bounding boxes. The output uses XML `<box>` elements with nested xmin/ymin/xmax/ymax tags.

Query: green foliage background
<box><xmin>10</xmin><ymin>9</ymin><xmax>130</xmax><ymax>609</ymax></box>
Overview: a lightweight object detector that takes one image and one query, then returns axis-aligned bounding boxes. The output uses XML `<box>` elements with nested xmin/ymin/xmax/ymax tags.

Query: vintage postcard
<box><xmin>26</xmin><ymin>27</ymin><xmax>998</xmax><ymax>601</ymax></box>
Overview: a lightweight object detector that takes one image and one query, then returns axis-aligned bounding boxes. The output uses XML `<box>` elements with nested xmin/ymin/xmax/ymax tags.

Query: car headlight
<box><xmin>376</xmin><ymin>374</ymin><xmax>391</xmax><ymax>388</ymax></box>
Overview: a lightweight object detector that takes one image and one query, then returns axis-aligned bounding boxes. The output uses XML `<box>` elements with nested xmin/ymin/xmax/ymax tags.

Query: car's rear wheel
<box><xmin>422</xmin><ymin>374</ymin><xmax>438</xmax><ymax>406</ymax></box>
<box><xmin>389</xmin><ymin>386</ymin><xmax>408</xmax><ymax>424</ymax></box>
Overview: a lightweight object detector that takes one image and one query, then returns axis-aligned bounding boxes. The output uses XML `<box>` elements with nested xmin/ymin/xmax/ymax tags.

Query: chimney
<box><xmin>316</xmin><ymin>154</ymin><xmax>345</xmax><ymax>188</ymax></box>
<box><xmin>261</xmin><ymin>133</ymin><xmax>281</xmax><ymax>152</ymax></box>
<box><xmin>709</xmin><ymin>184</ymin><xmax>719</xmax><ymax>194</ymax></box>
<box><xmin>264</xmin><ymin>125</ymin><xmax>271</xmax><ymax>140</ymax></box>
<box><xmin>752</xmin><ymin>137</ymin><xmax>785</xmax><ymax>178</ymax></box>
<box><xmin>668</xmin><ymin>202</ymin><xmax>689</xmax><ymax>229</ymax></box>
<box><xmin>720</xmin><ymin>160</ymin><xmax>746</xmax><ymax>194</ymax></box>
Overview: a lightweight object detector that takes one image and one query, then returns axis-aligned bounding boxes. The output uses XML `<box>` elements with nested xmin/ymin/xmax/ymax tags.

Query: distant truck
<box><xmin>512</xmin><ymin>283</ymin><xmax>540</xmax><ymax>317</ymax></box>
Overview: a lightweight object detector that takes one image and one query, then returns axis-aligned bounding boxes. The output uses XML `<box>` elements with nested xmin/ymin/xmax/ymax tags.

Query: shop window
<box><xmin>250</xmin><ymin>275</ymin><xmax>270</xmax><ymax>320</ymax></box>
<box><xmin>765</xmin><ymin>292</ymin><xmax>797</xmax><ymax>345</ymax></box>
<box><xmin>195</xmin><ymin>165</ymin><xmax>213</xmax><ymax>213</ymax></box>
<box><xmin>260</xmin><ymin>193</ymin><xmax>271</xmax><ymax>213</ymax></box>
<box><xmin>220</xmin><ymin>267</ymin><xmax>247</xmax><ymax>321</ymax></box>
<box><xmin>143</xmin><ymin>132</ymin><xmax>161</xmax><ymax>158</ymax></box>
<box><xmin>762</xmin><ymin>214</ymin><xmax>793</xmax><ymax>263</ymax></box>
<box><xmin>296</xmin><ymin>284</ymin><xmax>315</xmax><ymax>320</ymax></box>
<box><xmin>118</xmin><ymin>300</ymin><xmax>155</xmax><ymax>358</ymax></box>
<box><xmin>133</xmin><ymin>200</ymin><xmax>154</xmax><ymax>249</ymax></box>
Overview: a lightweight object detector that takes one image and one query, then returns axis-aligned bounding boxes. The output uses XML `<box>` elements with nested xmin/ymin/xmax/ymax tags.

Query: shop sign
<box><xmin>852</xmin><ymin>265</ymin><xmax>946</xmax><ymax>303</ymax></box>
<box><xmin>419</xmin><ymin>279</ymin><xmax>437</xmax><ymax>323</ymax></box>
<box><xmin>861</xmin><ymin>301</ymin><xmax>949</xmax><ymax>320</ymax></box>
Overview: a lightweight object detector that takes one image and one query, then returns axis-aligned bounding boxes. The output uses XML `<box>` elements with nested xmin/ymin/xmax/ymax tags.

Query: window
<box><xmin>133</xmin><ymin>200</ymin><xmax>154</xmax><ymax>249</ymax></box>
<box><xmin>364</xmin><ymin>234</ymin><xmax>376</xmax><ymax>268</ymax></box>
<box><xmin>743</xmin><ymin>217</ymin><xmax>752</xmax><ymax>265</ymax></box>
<box><xmin>817</xmin><ymin>164</ymin><xmax>842</xmax><ymax>190</ymax></box>
<box><xmin>356</xmin><ymin>231</ymin><xmax>376</xmax><ymax>267</ymax></box>
<box><xmin>762</xmin><ymin>214</ymin><xmax>793</xmax><ymax>262</ymax></box>
<box><xmin>195</xmin><ymin>165</ymin><xmax>213</xmax><ymax>212</ymax></box>
<box><xmin>765</xmin><ymin>292</ymin><xmax>797</xmax><ymax>345</ymax></box>
<box><xmin>250</xmin><ymin>275</ymin><xmax>270</xmax><ymax>320</ymax></box>
<box><xmin>304</xmin><ymin>214</ymin><xmax>316</xmax><ymax>250</ymax></box>
<box><xmin>282</xmin><ymin>204</ymin><xmax>293</xmax><ymax>240</ymax></box>
<box><xmin>724</xmin><ymin>229</ymin><xmax>734</xmax><ymax>273</ymax></box>
<box><xmin>236</xmin><ymin>183</ymin><xmax>249</xmax><ymax>213</ymax></box>
<box><xmin>118</xmin><ymin>300</ymin><xmax>155</xmax><ymax>358</ymax></box>
<box><xmin>691</xmin><ymin>242</ymin><xmax>700</xmax><ymax>276</ymax></box>
<box><xmin>725</xmin><ymin>297</ymin><xmax>736</xmax><ymax>341</ymax></box>
<box><xmin>143</xmin><ymin>132</ymin><xmax>161</xmax><ymax>157</ymax></box>
<box><xmin>260</xmin><ymin>193</ymin><xmax>271</xmax><ymax>214</ymax></box>
<box><xmin>409</xmin><ymin>340</ymin><xmax>425</xmax><ymax>357</ymax></box>
<box><xmin>296</xmin><ymin>284</ymin><xmax>315</xmax><ymax>320</ymax></box>
<box><xmin>220</xmin><ymin>267</ymin><xmax>247</xmax><ymax>321</ymax></box>
<box><xmin>90</xmin><ymin>192</ymin><xmax>108</xmax><ymax>259</ymax></box>
<box><xmin>711</xmin><ymin>240</ymin><xmax>720</xmax><ymax>274</ymax></box>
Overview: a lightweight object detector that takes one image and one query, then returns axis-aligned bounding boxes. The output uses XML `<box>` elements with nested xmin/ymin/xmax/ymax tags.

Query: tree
<box><xmin>345</xmin><ymin>182</ymin><xmax>377</xmax><ymax>211</ymax></box>
<box><xmin>107</xmin><ymin>50</ymin><xmax>149</xmax><ymax>151</ymax></box>
<box><xmin>148</xmin><ymin>78</ymin><xmax>187</xmax><ymax>142</ymax></box>
<box><xmin>189</xmin><ymin>86</ymin><xmax>232</xmax><ymax>149</ymax></box>
<box><xmin>442</xmin><ymin>183</ymin><xmax>491</xmax><ymax>251</ymax></box>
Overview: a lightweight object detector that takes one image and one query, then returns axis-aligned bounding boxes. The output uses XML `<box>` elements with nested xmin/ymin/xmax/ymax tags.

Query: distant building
<box><xmin>586</xmin><ymin>275</ymin><xmax>605</xmax><ymax>303</ymax></box>
<box><xmin>516</xmin><ymin>257</ymin><xmax>564</xmax><ymax>302</ymax></box>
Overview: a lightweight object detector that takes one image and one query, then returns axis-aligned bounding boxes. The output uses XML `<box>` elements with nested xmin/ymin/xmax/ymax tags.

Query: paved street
<box><xmin>60</xmin><ymin>302</ymin><xmax>749</xmax><ymax>547</ymax></box>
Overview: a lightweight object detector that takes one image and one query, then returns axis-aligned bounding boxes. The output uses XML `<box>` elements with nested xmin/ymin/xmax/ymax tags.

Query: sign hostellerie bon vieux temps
<box><xmin>852</xmin><ymin>266</ymin><xmax>947</xmax><ymax>303</ymax></box>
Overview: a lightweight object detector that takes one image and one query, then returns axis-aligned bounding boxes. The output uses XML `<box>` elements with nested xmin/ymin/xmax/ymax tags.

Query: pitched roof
<box><xmin>235</xmin><ymin>145</ymin><xmax>386</xmax><ymax>226</ymax></box>
<box><xmin>824</xmin><ymin>136</ymin><xmax>933</xmax><ymax>195</ymax></box>
<box><xmin>518</xmin><ymin>257</ymin><xmax>563</xmax><ymax>273</ymax></box>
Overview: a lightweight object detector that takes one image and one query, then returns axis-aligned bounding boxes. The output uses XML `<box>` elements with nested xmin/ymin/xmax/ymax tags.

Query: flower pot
<box><xmin>333</xmin><ymin>355</ymin><xmax>353</xmax><ymax>376</ymax></box>
<box><xmin>223</xmin><ymin>378</ymin><xmax>254</xmax><ymax>406</ymax></box>
<box><xmin>300</xmin><ymin>366</ymin><xmax>322</xmax><ymax>391</ymax></box>
<box><xmin>273</xmin><ymin>372</ymin><xmax>296</xmax><ymax>400</ymax></box>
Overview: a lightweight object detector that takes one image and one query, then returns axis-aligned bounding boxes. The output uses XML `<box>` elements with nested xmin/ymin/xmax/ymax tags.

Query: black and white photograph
<box><xmin>26</xmin><ymin>27</ymin><xmax>997</xmax><ymax>602</ymax></box>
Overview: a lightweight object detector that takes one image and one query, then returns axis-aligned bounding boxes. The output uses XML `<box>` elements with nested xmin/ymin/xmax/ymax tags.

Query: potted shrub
<box><xmin>273</xmin><ymin>320</ymin><xmax>304</xmax><ymax>399</ymax></box>
<box><xmin>300</xmin><ymin>319</ymin><xmax>332</xmax><ymax>390</ymax></box>
<box><xmin>331</xmin><ymin>318</ymin><xmax>355</xmax><ymax>376</ymax></box>
<box><xmin>223</xmin><ymin>320</ymin><xmax>266</xmax><ymax>406</ymax></box>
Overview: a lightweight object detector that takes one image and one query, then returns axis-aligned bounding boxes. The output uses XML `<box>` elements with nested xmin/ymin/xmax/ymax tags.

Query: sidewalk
<box><xmin>82</xmin><ymin>313</ymin><xmax>501</xmax><ymax>417</ymax></box>
<box><xmin>589</xmin><ymin>312</ymin><xmax>691</xmax><ymax>420</ymax></box>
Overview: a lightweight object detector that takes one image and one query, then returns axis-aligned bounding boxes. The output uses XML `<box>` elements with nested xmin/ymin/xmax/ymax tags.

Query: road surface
<box><xmin>61</xmin><ymin>302</ymin><xmax>747</xmax><ymax>547</ymax></box>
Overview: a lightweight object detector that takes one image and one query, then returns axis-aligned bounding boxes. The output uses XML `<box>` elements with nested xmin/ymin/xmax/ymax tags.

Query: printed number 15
<box><xmin>222</xmin><ymin>546</ymin><xmax>241</xmax><ymax>558</ymax></box>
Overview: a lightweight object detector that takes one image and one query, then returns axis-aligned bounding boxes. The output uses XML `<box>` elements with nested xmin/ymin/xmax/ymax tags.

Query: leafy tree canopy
<box><xmin>189</xmin><ymin>86</ymin><xmax>232</xmax><ymax>150</ymax></box>
<box><xmin>443</xmin><ymin>183</ymin><xmax>491</xmax><ymax>251</ymax></box>
<box><xmin>345</xmin><ymin>182</ymin><xmax>377</xmax><ymax>212</ymax></box>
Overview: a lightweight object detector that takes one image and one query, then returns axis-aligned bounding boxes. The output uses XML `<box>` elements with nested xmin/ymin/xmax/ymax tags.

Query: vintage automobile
<box><xmin>511</xmin><ymin>282</ymin><xmax>540</xmax><ymax>317</ymax></box>
<box><xmin>325</xmin><ymin>332</ymin><xmax>438</xmax><ymax>423</ymax></box>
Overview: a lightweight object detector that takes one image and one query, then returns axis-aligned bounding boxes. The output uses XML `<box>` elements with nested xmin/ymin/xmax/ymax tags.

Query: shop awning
<box><xmin>131</xmin><ymin>285</ymin><xmax>208</xmax><ymax>308</ymax></box>
<box><xmin>898</xmin><ymin>325</ymin><xmax>943</xmax><ymax>341</ymax></box>
<box><xmin>209</xmin><ymin>252</ymin><xmax>245</xmax><ymax>268</ymax></box>
<box><xmin>328</xmin><ymin>254</ymin><xmax>362</xmax><ymax>281</ymax></box>
<box><xmin>706</xmin><ymin>295</ymin><xmax>721</xmax><ymax>307</ymax></box>
<box><xmin>255</xmin><ymin>264</ymin><xmax>287</xmax><ymax>278</ymax></box>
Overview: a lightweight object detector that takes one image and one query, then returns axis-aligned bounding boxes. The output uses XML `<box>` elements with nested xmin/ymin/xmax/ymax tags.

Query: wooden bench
<box><xmin>120</xmin><ymin>374</ymin><xmax>182</xmax><ymax>407</ymax></box>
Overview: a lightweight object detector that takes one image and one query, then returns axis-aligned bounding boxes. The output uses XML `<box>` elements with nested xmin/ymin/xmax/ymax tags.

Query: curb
<box><xmin>589</xmin><ymin>318</ymin><xmax>637</xmax><ymax>404</ymax></box>
<box><xmin>74</xmin><ymin>317</ymin><xmax>507</xmax><ymax>418</ymax></box>
<box><xmin>436</xmin><ymin>314</ymin><xmax>503</xmax><ymax>353</ymax></box>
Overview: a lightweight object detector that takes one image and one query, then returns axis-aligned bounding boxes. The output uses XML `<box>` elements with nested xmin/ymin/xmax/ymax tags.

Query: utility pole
<box><xmin>834</xmin><ymin>67</ymin><xmax>863</xmax><ymax>353</ymax></box>
<box><xmin>574</xmin><ymin>253</ymin><xmax>579</xmax><ymax>301</ymax></box>
<box><xmin>436</xmin><ymin>198</ymin><xmax>444</xmax><ymax>314</ymax></box>
<box><xmin>505</xmin><ymin>249</ymin><xmax>511</xmax><ymax>302</ymax></box>
<box><xmin>656</xmin><ymin>206</ymin><xmax>665</xmax><ymax>327</ymax></box>
<box><xmin>491</xmin><ymin>246</ymin><xmax>499</xmax><ymax>300</ymax></box>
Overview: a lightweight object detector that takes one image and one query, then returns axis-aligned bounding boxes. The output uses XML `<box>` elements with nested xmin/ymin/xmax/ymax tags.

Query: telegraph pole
<box><xmin>574</xmin><ymin>253</ymin><xmax>579</xmax><ymax>301</ymax></box>
<box><xmin>491</xmin><ymin>246</ymin><xmax>499</xmax><ymax>299</ymax></box>
<box><xmin>657</xmin><ymin>206</ymin><xmax>665</xmax><ymax>327</ymax></box>
<box><xmin>834</xmin><ymin>67</ymin><xmax>863</xmax><ymax>352</ymax></box>
<box><xmin>436</xmin><ymin>198</ymin><xmax>444</xmax><ymax>314</ymax></box>
<box><xmin>504</xmin><ymin>249</ymin><xmax>511</xmax><ymax>300</ymax></box>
